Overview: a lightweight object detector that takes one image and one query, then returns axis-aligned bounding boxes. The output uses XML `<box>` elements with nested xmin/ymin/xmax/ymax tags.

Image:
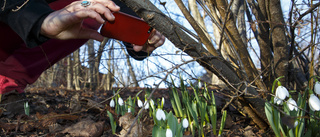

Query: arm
<box><xmin>0</xmin><ymin>0</ymin><xmax>54</xmax><ymax>48</ymax></box>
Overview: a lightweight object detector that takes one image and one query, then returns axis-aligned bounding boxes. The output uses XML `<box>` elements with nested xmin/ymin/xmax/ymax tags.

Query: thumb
<box><xmin>133</xmin><ymin>44</ymin><xmax>145</xmax><ymax>52</ymax></box>
<box><xmin>78</xmin><ymin>28</ymin><xmax>104</xmax><ymax>41</ymax></box>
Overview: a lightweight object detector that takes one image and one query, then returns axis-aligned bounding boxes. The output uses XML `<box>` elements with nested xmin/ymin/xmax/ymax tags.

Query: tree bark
<box><xmin>175</xmin><ymin>0</ymin><xmax>219</xmax><ymax>57</ymax></box>
<box><xmin>122</xmin><ymin>47</ymin><xmax>139</xmax><ymax>87</ymax></box>
<box><xmin>67</xmin><ymin>55</ymin><xmax>72</xmax><ymax>89</ymax></box>
<box><xmin>95</xmin><ymin>38</ymin><xmax>108</xmax><ymax>89</ymax></box>
<box><xmin>87</xmin><ymin>40</ymin><xmax>97</xmax><ymax>90</ymax></box>
<box><xmin>267</xmin><ymin>0</ymin><xmax>289</xmax><ymax>86</ymax></box>
<box><xmin>73</xmin><ymin>49</ymin><xmax>81</xmax><ymax>90</ymax></box>
<box><xmin>211</xmin><ymin>0</ymin><xmax>267</xmax><ymax>92</ymax></box>
<box><xmin>247</xmin><ymin>0</ymin><xmax>273</xmax><ymax>91</ymax></box>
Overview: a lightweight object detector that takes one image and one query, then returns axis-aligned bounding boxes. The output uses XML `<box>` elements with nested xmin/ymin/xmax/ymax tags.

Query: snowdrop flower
<box><xmin>187</xmin><ymin>79</ymin><xmax>192</xmax><ymax>85</ymax></box>
<box><xmin>137</xmin><ymin>98</ymin><xmax>143</xmax><ymax>108</ymax></box>
<box><xmin>144</xmin><ymin>101</ymin><xmax>149</xmax><ymax>109</ymax></box>
<box><xmin>314</xmin><ymin>81</ymin><xmax>320</xmax><ymax>95</ymax></box>
<box><xmin>274</xmin><ymin>97</ymin><xmax>283</xmax><ymax>105</ymax></box>
<box><xmin>274</xmin><ymin>86</ymin><xmax>289</xmax><ymax>104</ymax></box>
<box><xmin>156</xmin><ymin>109</ymin><xmax>166</xmax><ymax>121</ymax></box>
<box><xmin>198</xmin><ymin>82</ymin><xmax>202</xmax><ymax>88</ymax></box>
<box><xmin>24</xmin><ymin>102</ymin><xmax>30</xmax><ymax>116</ymax></box>
<box><xmin>110</xmin><ymin>99</ymin><xmax>115</xmax><ymax>107</ymax></box>
<box><xmin>294</xmin><ymin>121</ymin><xmax>298</xmax><ymax>128</ymax></box>
<box><xmin>287</xmin><ymin>98</ymin><xmax>298</xmax><ymax>111</ymax></box>
<box><xmin>166</xmin><ymin>128</ymin><xmax>173</xmax><ymax>137</ymax></box>
<box><xmin>309</xmin><ymin>94</ymin><xmax>320</xmax><ymax>111</ymax></box>
<box><xmin>118</xmin><ymin>97</ymin><xmax>124</xmax><ymax>106</ymax></box>
<box><xmin>182</xmin><ymin>118</ymin><xmax>189</xmax><ymax>128</ymax></box>
<box><xmin>150</xmin><ymin>99</ymin><xmax>154</xmax><ymax>106</ymax></box>
<box><xmin>161</xmin><ymin>97</ymin><xmax>165</xmax><ymax>107</ymax></box>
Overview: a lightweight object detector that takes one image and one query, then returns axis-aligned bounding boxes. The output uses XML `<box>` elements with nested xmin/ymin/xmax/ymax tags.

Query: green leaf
<box><xmin>187</xmin><ymin>101</ymin><xmax>199</xmax><ymax>128</ymax></box>
<box><xmin>265</xmin><ymin>102</ymin><xmax>281</xmax><ymax>137</ymax></box>
<box><xmin>107</xmin><ymin>111</ymin><xmax>116</xmax><ymax>134</ymax></box>
<box><xmin>218</xmin><ymin>110</ymin><xmax>227</xmax><ymax>136</ymax></box>
<box><xmin>208</xmin><ymin>91</ymin><xmax>217</xmax><ymax>135</ymax></box>
<box><xmin>152</xmin><ymin>125</ymin><xmax>166</xmax><ymax>137</ymax></box>
<box><xmin>167</xmin><ymin>111</ymin><xmax>178</xmax><ymax>136</ymax></box>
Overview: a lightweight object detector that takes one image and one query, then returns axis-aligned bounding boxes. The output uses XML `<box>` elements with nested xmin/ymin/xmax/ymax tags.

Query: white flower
<box><xmin>166</xmin><ymin>128</ymin><xmax>173</xmax><ymax>137</ymax></box>
<box><xmin>161</xmin><ymin>97</ymin><xmax>165</xmax><ymax>106</ymax></box>
<box><xmin>294</xmin><ymin>121</ymin><xmax>298</xmax><ymax>128</ymax></box>
<box><xmin>314</xmin><ymin>81</ymin><xmax>320</xmax><ymax>95</ymax></box>
<box><xmin>118</xmin><ymin>97</ymin><xmax>124</xmax><ymax>106</ymax></box>
<box><xmin>187</xmin><ymin>79</ymin><xmax>192</xmax><ymax>85</ymax></box>
<box><xmin>274</xmin><ymin>97</ymin><xmax>283</xmax><ymax>105</ymax></box>
<box><xmin>156</xmin><ymin>109</ymin><xmax>166</xmax><ymax>121</ymax></box>
<box><xmin>309</xmin><ymin>94</ymin><xmax>320</xmax><ymax>111</ymax></box>
<box><xmin>182</xmin><ymin>118</ymin><xmax>189</xmax><ymax>128</ymax></box>
<box><xmin>110</xmin><ymin>99</ymin><xmax>115</xmax><ymax>107</ymax></box>
<box><xmin>274</xmin><ymin>86</ymin><xmax>289</xmax><ymax>104</ymax></box>
<box><xmin>128</xmin><ymin>107</ymin><xmax>131</xmax><ymax>113</ymax></box>
<box><xmin>150</xmin><ymin>99</ymin><xmax>154</xmax><ymax>106</ymax></box>
<box><xmin>137</xmin><ymin>99</ymin><xmax>143</xmax><ymax>108</ymax></box>
<box><xmin>198</xmin><ymin>82</ymin><xmax>202</xmax><ymax>88</ymax></box>
<box><xmin>287</xmin><ymin>98</ymin><xmax>298</xmax><ymax>111</ymax></box>
<box><xmin>144</xmin><ymin>101</ymin><xmax>149</xmax><ymax>109</ymax></box>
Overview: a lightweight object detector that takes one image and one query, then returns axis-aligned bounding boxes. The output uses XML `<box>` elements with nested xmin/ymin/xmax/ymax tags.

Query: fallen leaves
<box><xmin>1</xmin><ymin>112</ymin><xmax>80</xmax><ymax>133</ymax></box>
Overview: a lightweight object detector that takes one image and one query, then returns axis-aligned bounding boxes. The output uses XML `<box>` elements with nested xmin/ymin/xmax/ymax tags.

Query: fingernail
<box><xmin>110</xmin><ymin>13</ymin><xmax>115</xmax><ymax>19</ymax></box>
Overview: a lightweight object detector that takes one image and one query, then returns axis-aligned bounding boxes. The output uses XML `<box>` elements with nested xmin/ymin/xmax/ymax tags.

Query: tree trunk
<box><xmin>95</xmin><ymin>38</ymin><xmax>109</xmax><ymax>89</ymax></box>
<box><xmin>67</xmin><ymin>55</ymin><xmax>72</xmax><ymax>89</ymax></box>
<box><xmin>247</xmin><ymin>0</ymin><xmax>273</xmax><ymax>91</ymax></box>
<box><xmin>73</xmin><ymin>49</ymin><xmax>81</xmax><ymax>90</ymax></box>
<box><xmin>267</xmin><ymin>0</ymin><xmax>289</xmax><ymax>86</ymax></box>
<box><xmin>105</xmin><ymin>41</ymin><xmax>115</xmax><ymax>90</ymax></box>
<box><xmin>212</xmin><ymin>0</ymin><xmax>267</xmax><ymax>92</ymax></box>
<box><xmin>87</xmin><ymin>40</ymin><xmax>97</xmax><ymax>90</ymax></box>
<box><xmin>122</xmin><ymin>46</ymin><xmax>139</xmax><ymax>87</ymax></box>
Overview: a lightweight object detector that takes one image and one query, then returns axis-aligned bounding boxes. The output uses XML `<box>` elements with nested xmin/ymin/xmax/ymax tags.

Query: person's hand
<box><xmin>40</xmin><ymin>0</ymin><xmax>120</xmax><ymax>42</ymax></box>
<box><xmin>132</xmin><ymin>29</ymin><xmax>165</xmax><ymax>53</ymax></box>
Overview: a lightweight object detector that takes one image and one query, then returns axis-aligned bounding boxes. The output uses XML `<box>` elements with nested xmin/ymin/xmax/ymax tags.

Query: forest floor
<box><xmin>0</xmin><ymin>87</ymin><xmax>274</xmax><ymax>137</ymax></box>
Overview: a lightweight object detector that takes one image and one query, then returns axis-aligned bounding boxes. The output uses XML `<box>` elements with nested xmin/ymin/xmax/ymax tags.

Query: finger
<box><xmin>104</xmin><ymin>0</ymin><xmax>120</xmax><ymax>11</ymax></box>
<box><xmin>87</xmin><ymin>2</ymin><xmax>115</xmax><ymax>21</ymax></box>
<box><xmin>153</xmin><ymin>35</ymin><xmax>165</xmax><ymax>48</ymax></box>
<box><xmin>148</xmin><ymin>30</ymin><xmax>162</xmax><ymax>45</ymax></box>
<box><xmin>133</xmin><ymin>44</ymin><xmax>144</xmax><ymax>52</ymax></box>
<box><xmin>73</xmin><ymin>9</ymin><xmax>105</xmax><ymax>24</ymax></box>
<box><xmin>89</xmin><ymin>0</ymin><xmax>120</xmax><ymax>12</ymax></box>
<box><xmin>78</xmin><ymin>28</ymin><xmax>105</xmax><ymax>41</ymax></box>
<box><xmin>72</xmin><ymin>2</ymin><xmax>115</xmax><ymax>22</ymax></box>
<box><xmin>146</xmin><ymin>46</ymin><xmax>156</xmax><ymax>53</ymax></box>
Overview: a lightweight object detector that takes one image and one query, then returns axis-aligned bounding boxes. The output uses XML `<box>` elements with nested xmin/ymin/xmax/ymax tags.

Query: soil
<box><xmin>0</xmin><ymin>87</ymin><xmax>274</xmax><ymax>137</ymax></box>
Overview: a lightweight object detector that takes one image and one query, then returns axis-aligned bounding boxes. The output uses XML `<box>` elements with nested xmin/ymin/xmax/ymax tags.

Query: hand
<box><xmin>132</xmin><ymin>29</ymin><xmax>165</xmax><ymax>53</ymax></box>
<box><xmin>40</xmin><ymin>0</ymin><xmax>120</xmax><ymax>42</ymax></box>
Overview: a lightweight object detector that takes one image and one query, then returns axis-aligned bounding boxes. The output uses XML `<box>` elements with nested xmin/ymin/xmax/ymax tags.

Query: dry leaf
<box><xmin>0</xmin><ymin>122</ymin><xmax>17</xmax><ymax>131</ymax></box>
<box><xmin>61</xmin><ymin>118</ymin><xmax>104</xmax><ymax>137</ymax></box>
<box><xmin>119</xmin><ymin>113</ymin><xmax>153</xmax><ymax>137</ymax></box>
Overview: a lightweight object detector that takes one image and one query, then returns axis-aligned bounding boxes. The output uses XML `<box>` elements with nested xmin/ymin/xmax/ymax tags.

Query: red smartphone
<box><xmin>100</xmin><ymin>12</ymin><xmax>152</xmax><ymax>46</ymax></box>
